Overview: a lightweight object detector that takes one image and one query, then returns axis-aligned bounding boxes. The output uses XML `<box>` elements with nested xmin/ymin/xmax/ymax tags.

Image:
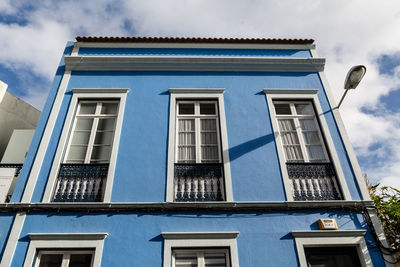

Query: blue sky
<box><xmin>0</xmin><ymin>0</ymin><xmax>399</xmax><ymax>188</ymax></box>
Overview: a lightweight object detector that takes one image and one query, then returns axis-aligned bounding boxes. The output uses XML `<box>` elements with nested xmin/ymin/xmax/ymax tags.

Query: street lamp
<box><xmin>336</xmin><ymin>65</ymin><xmax>366</xmax><ymax>109</ymax></box>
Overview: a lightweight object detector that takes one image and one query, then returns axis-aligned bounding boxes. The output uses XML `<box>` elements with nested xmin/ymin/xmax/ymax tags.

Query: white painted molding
<box><xmin>0</xmin><ymin>212</ymin><xmax>26</xmax><ymax>267</ymax></box>
<box><xmin>23</xmin><ymin>232</ymin><xmax>107</xmax><ymax>267</ymax></box>
<box><xmin>162</xmin><ymin>232</ymin><xmax>239</xmax><ymax>239</ymax></box>
<box><xmin>263</xmin><ymin>88</ymin><xmax>318</xmax><ymax>95</ymax></box>
<box><xmin>28</xmin><ymin>233</ymin><xmax>108</xmax><ymax>240</ymax></box>
<box><xmin>42</xmin><ymin>89</ymin><xmax>129</xmax><ymax>203</ymax></box>
<box><xmin>309</xmin><ymin>48</ymin><xmax>370</xmax><ymax>200</ymax></box>
<box><xmin>72</xmin><ymin>88</ymin><xmax>129</xmax><ymax>93</ymax></box>
<box><xmin>291</xmin><ymin>230</ymin><xmax>366</xmax><ymax>237</ymax></box>
<box><xmin>264</xmin><ymin>91</ymin><xmax>352</xmax><ymax>201</ymax></box>
<box><xmin>292</xmin><ymin>230</ymin><xmax>372</xmax><ymax>267</ymax></box>
<box><xmin>168</xmin><ymin>88</ymin><xmax>225</xmax><ymax>94</ymax></box>
<box><xmin>64</xmin><ymin>56</ymin><xmax>325</xmax><ymax>72</ymax></box>
<box><xmin>166</xmin><ymin>89</ymin><xmax>233</xmax><ymax>202</ymax></box>
<box><xmin>163</xmin><ymin>231</ymin><xmax>239</xmax><ymax>267</ymax></box>
<box><xmin>75</xmin><ymin>41</ymin><xmax>316</xmax><ymax>50</ymax></box>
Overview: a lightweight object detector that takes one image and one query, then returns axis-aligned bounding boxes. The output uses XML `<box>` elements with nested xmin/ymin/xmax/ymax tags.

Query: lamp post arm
<box><xmin>335</xmin><ymin>89</ymin><xmax>349</xmax><ymax>109</ymax></box>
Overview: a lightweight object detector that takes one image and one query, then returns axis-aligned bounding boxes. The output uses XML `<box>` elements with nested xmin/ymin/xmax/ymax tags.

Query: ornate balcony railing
<box><xmin>53</xmin><ymin>163</ymin><xmax>108</xmax><ymax>202</ymax></box>
<box><xmin>0</xmin><ymin>164</ymin><xmax>23</xmax><ymax>203</ymax></box>
<box><xmin>287</xmin><ymin>162</ymin><xmax>342</xmax><ymax>201</ymax></box>
<box><xmin>174</xmin><ymin>163</ymin><xmax>225</xmax><ymax>202</ymax></box>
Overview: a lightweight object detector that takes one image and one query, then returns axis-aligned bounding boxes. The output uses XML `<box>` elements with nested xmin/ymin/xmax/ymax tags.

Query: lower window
<box><xmin>173</xmin><ymin>249</ymin><xmax>230</xmax><ymax>267</ymax></box>
<box><xmin>36</xmin><ymin>250</ymin><xmax>94</xmax><ymax>267</ymax></box>
<box><xmin>305</xmin><ymin>247</ymin><xmax>362</xmax><ymax>267</ymax></box>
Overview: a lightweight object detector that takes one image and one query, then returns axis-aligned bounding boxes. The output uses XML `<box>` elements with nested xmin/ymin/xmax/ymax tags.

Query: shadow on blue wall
<box><xmin>228</xmin><ymin>134</ymin><xmax>274</xmax><ymax>161</ymax></box>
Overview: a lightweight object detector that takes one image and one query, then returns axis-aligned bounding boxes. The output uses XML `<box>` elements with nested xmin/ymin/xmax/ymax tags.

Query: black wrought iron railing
<box><xmin>0</xmin><ymin>164</ymin><xmax>23</xmax><ymax>203</ymax></box>
<box><xmin>52</xmin><ymin>163</ymin><xmax>109</xmax><ymax>202</ymax></box>
<box><xmin>286</xmin><ymin>162</ymin><xmax>342</xmax><ymax>201</ymax></box>
<box><xmin>174</xmin><ymin>163</ymin><xmax>225</xmax><ymax>202</ymax></box>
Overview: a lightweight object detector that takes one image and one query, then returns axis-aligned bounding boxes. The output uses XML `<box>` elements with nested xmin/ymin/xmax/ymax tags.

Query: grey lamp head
<box><xmin>344</xmin><ymin>65</ymin><xmax>366</xmax><ymax>90</ymax></box>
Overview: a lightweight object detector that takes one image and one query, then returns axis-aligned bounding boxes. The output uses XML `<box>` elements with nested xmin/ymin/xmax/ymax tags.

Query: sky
<box><xmin>0</xmin><ymin>0</ymin><xmax>399</xmax><ymax>189</ymax></box>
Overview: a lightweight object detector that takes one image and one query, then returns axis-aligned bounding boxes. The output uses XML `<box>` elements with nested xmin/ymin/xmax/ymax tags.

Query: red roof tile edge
<box><xmin>75</xmin><ymin>36</ymin><xmax>314</xmax><ymax>44</ymax></box>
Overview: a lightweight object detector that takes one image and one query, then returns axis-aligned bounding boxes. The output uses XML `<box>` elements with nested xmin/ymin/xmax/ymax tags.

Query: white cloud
<box><xmin>0</xmin><ymin>0</ymin><xmax>400</xmax><ymax>188</ymax></box>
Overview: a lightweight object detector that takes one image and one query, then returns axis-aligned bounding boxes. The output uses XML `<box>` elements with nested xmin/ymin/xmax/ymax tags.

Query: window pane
<box><xmin>101</xmin><ymin>103</ymin><xmax>119</xmax><ymax>115</ymax></box>
<box><xmin>278</xmin><ymin>119</ymin><xmax>295</xmax><ymax>131</ymax></box>
<box><xmin>201</xmin><ymin>146</ymin><xmax>219</xmax><ymax>162</ymax></box>
<box><xmin>174</xmin><ymin>253</ymin><xmax>198</xmax><ymax>267</ymax></box>
<box><xmin>179</xmin><ymin>119</ymin><xmax>195</xmax><ymax>132</ymax></box>
<box><xmin>305</xmin><ymin>247</ymin><xmax>362</xmax><ymax>267</ymax></box>
<box><xmin>97</xmin><ymin>118</ymin><xmax>116</xmax><ymax>131</ymax></box>
<box><xmin>200</xmin><ymin>103</ymin><xmax>216</xmax><ymax>115</ymax></box>
<box><xmin>179</xmin><ymin>103</ymin><xmax>195</xmax><ymax>115</ymax></box>
<box><xmin>90</xmin><ymin>146</ymin><xmax>111</xmax><ymax>162</ymax></box>
<box><xmin>201</xmin><ymin>132</ymin><xmax>217</xmax><ymax>145</ymax></box>
<box><xmin>307</xmin><ymin>145</ymin><xmax>326</xmax><ymax>161</ymax></box>
<box><xmin>75</xmin><ymin>118</ymin><xmax>94</xmax><ymax>131</ymax></box>
<box><xmin>38</xmin><ymin>254</ymin><xmax>63</xmax><ymax>267</ymax></box>
<box><xmin>299</xmin><ymin>119</ymin><xmax>317</xmax><ymax>131</ymax></box>
<box><xmin>66</xmin><ymin>146</ymin><xmax>87</xmax><ymax>162</ymax></box>
<box><xmin>302</xmin><ymin>132</ymin><xmax>321</xmax><ymax>145</ymax></box>
<box><xmin>205</xmin><ymin>252</ymin><xmax>227</xmax><ymax>267</ymax></box>
<box><xmin>274</xmin><ymin>103</ymin><xmax>291</xmax><ymax>115</ymax></box>
<box><xmin>69</xmin><ymin>253</ymin><xmax>93</xmax><ymax>267</ymax></box>
<box><xmin>295</xmin><ymin>103</ymin><xmax>314</xmax><ymax>115</ymax></box>
<box><xmin>94</xmin><ymin>131</ymin><xmax>114</xmax><ymax>145</ymax></box>
<box><xmin>201</xmin><ymin>119</ymin><xmax>217</xmax><ymax>131</ymax></box>
<box><xmin>284</xmin><ymin>145</ymin><xmax>303</xmax><ymax>161</ymax></box>
<box><xmin>79</xmin><ymin>103</ymin><xmax>97</xmax><ymax>115</ymax></box>
<box><xmin>71</xmin><ymin>132</ymin><xmax>91</xmax><ymax>145</ymax></box>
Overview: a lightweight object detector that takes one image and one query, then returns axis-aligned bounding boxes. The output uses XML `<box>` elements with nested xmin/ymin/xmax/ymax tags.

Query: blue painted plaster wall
<box><xmin>30</xmin><ymin>69</ymin><xmax>362</xmax><ymax>202</ymax></box>
<box><xmin>11</xmin><ymin>42</ymin><xmax>74</xmax><ymax>202</ymax></box>
<box><xmin>0</xmin><ymin>213</ymin><xmax>15</xmax><ymax>260</ymax></box>
<box><xmin>78</xmin><ymin>48</ymin><xmax>312</xmax><ymax>58</ymax></box>
<box><xmin>11</xmin><ymin>211</ymin><xmax>384</xmax><ymax>266</ymax></box>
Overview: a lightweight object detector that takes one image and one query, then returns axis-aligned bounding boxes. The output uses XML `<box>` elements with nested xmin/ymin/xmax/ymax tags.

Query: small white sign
<box><xmin>318</xmin><ymin>218</ymin><xmax>338</xmax><ymax>230</ymax></box>
<box><xmin>0</xmin><ymin>168</ymin><xmax>16</xmax><ymax>203</ymax></box>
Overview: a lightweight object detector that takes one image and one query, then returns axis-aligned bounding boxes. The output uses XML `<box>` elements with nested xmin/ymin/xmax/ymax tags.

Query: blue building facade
<box><xmin>0</xmin><ymin>37</ymin><xmax>391</xmax><ymax>266</ymax></box>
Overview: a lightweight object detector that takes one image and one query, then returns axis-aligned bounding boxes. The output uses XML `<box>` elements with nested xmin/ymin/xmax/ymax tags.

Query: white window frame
<box><xmin>63</xmin><ymin>100</ymin><xmax>119</xmax><ymax>164</ymax></box>
<box><xmin>176</xmin><ymin>100</ymin><xmax>222</xmax><ymax>163</ymax></box>
<box><xmin>166</xmin><ymin>88</ymin><xmax>233</xmax><ymax>202</ymax></box>
<box><xmin>42</xmin><ymin>88</ymin><xmax>129</xmax><ymax>203</ymax></box>
<box><xmin>291</xmin><ymin>230</ymin><xmax>372</xmax><ymax>267</ymax></box>
<box><xmin>162</xmin><ymin>232</ymin><xmax>239</xmax><ymax>267</ymax></box>
<box><xmin>35</xmin><ymin>250</ymin><xmax>95</xmax><ymax>267</ymax></box>
<box><xmin>173</xmin><ymin>248</ymin><xmax>230</xmax><ymax>267</ymax></box>
<box><xmin>263</xmin><ymin>89</ymin><xmax>351</xmax><ymax>201</ymax></box>
<box><xmin>23</xmin><ymin>233</ymin><xmax>107</xmax><ymax>267</ymax></box>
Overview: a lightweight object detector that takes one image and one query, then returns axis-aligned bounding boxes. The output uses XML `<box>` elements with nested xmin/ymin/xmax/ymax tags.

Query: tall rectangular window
<box><xmin>174</xmin><ymin>100</ymin><xmax>225</xmax><ymax>201</ymax></box>
<box><xmin>173</xmin><ymin>249</ymin><xmax>230</xmax><ymax>267</ymax></box>
<box><xmin>36</xmin><ymin>250</ymin><xmax>94</xmax><ymax>267</ymax></box>
<box><xmin>273</xmin><ymin>101</ymin><xmax>328</xmax><ymax>163</ymax></box>
<box><xmin>176</xmin><ymin>101</ymin><xmax>221</xmax><ymax>164</ymax></box>
<box><xmin>273</xmin><ymin>100</ymin><xmax>342</xmax><ymax>200</ymax></box>
<box><xmin>52</xmin><ymin>100</ymin><xmax>119</xmax><ymax>202</ymax></box>
<box><xmin>65</xmin><ymin>100</ymin><xmax>119</xmax><ymax>164</ymax></box>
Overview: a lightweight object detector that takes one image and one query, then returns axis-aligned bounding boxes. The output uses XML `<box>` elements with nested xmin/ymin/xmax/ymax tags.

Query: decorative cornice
<box><xmin>263</xmin><ymin>89</ymin><xmax>319</xmax><ymax>94</ymax></box>
<box><xmin>291</xmin><ymin>230</ymin><xmax>366</xmax><ymax>238</ymax></box>
<box><xmin>0</xmin><ymin>201</ymin><xmax>374</xmax><ymax>213</ymax></box>
<box><xmin>162</xmin><ymin>232</ymin><xmax>239</xmax><ymax>239</ymax></box>
<box><xmin>28</xmin><ymin>233</ymin><xmax>108</xmax><ymax>240</ymax></box>
<box><xmin>64</xmin><ymin>56</ymin><xmax>325</xmax><ymax>72</ymax></box>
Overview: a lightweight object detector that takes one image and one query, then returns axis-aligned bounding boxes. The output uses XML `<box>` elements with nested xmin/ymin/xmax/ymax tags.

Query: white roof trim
<box><xmin>75</xmin><ymin>41</ymin><xmax>316</xmax><ymax>50</ymax></box>
<box><xmin>64</xmin><ymin>56</ymin><xmax>325</xmax><ymax>72</ymax></box>
<box><xmin>291</xmin><ymin>230</ymin><xmax>366</xmax><ymax>238</ymax></box>
<box><xmin>162</xmin><ymin>232</ymin><xmax>239</xmax><ymax>239</ymax></box>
